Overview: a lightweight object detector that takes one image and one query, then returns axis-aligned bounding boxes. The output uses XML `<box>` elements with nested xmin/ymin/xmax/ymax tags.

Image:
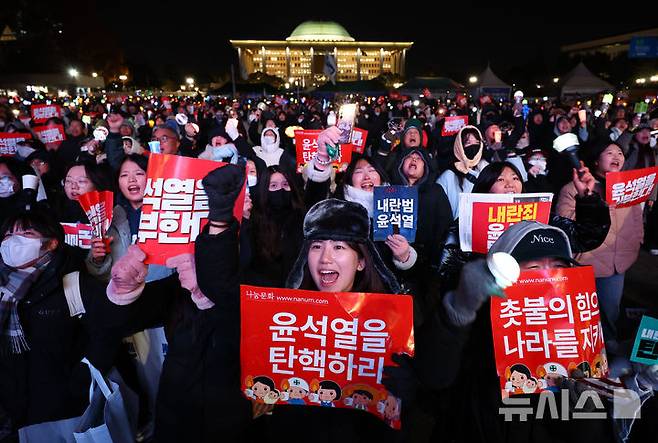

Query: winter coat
<box><xmin>557</xmin><ymin>180</ymin><xmax>643</xmax><ymax>277</ymax></box>
<box><xmin>0</xmin><ymin>247</ymin><xmax>129</xmax><ymax>430</ymax></box>
<box><xmin>437</xmin><ymin>159</ymin><xmax>489</xmax><ymax>220</ymax></box>
<box><xmin>118</xmin><ymin>222</ymin><xmax>252</xmax><ymax>442</ymax></box>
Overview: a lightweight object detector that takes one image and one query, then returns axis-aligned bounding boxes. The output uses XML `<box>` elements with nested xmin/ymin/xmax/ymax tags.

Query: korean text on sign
<box><xmin>240</xmin><ymin>285</ymin><xmax>414</xmax><ymax>429</ymax></box>
<box><xmin>373</xmin><ymin>186</ymin><xmax>418</xmax><ymax>242</ymax></box>
<box><xmin>137</xmin><ymin>154</ymin><xmax>245</xmax><ymax>265</ymax></box>
<box><xmin>606</xmin><ymin>166</ymin><xmax>658</xmax><ymax>208</ymax></box>
<box><xmin>491</xmin><ymin>267</ymin><xmax>607</xmax><ymax>398</ymax></box>
<box><xmin>0</xmin><ymin>133</ymin><xmax>32</xmax><ymax>156</ymax></box>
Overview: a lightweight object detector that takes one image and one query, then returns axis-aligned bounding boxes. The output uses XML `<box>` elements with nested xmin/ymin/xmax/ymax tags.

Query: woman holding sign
<box><xmin>557</xmin><ymin>141</ymin><xmax>644</xmax><ymax>349</ymax></box>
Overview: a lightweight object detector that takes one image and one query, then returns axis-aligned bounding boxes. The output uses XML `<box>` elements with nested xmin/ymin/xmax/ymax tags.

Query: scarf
<box><xmin>343</xmin><ymin>185</ymin><xmax>374</xmax><ymax>218</ymax></box>
<box><xmin>0</xmin><ymin>252</ymin><xmax>53</xmax><ymax>354</ymax></box>
<box><xmin>453</xmin><ymin>125</ymin><xmax>483</xmax><ymax>175</ymax></box>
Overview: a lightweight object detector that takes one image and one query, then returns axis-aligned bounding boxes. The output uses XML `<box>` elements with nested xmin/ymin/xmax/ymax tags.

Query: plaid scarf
<box><xmin>0</xmin><ymin>252</ymin><xmax>53</xmax><ymax>354</ymax></box>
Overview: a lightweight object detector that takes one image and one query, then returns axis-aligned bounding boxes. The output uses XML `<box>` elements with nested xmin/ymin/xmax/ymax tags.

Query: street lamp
<box><xmin>186</xmin><ymin>77</ymin><xmax>194</xmax><ymax>85</ymax></box>
<box><xmin>118</xmin><ymin>75</ymin><xmax>128</xmax><ymax>81</ymax></box>
<box><xmin>92</xmin><ymin>72</ymin><xmax>98</xmax><ymax>78</ymax></box>
<box><xmin>553</xmin><ymin>77</ymin><xmax>559</xmax><ymax>83</ymax></box>
<box><xmin>650</xmin><ymin>75</ymin><xmax>658</xmax><ymax>82</ymax></box>
<box><xmin>469</xmin><ymin>76</ymin><xmax>478</xmax><ymax>84</ymax></box>
<box><xmin>636</xmin><ymin>78</ymin><xmax>646</xmax><ymax>84</ymax></box>
<box><xmin>68</xmin><ymin>68</ymin><xmax>79</xmax><ymax>78</ymax></box>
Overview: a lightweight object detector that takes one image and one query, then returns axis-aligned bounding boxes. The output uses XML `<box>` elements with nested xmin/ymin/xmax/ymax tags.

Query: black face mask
<box><xmin>464</xmin><ymin>143</ymin><xmax>480</xmax><ymax>159</ymax></box>
<box><xmin>268</xmin><ymin>189</ymin><xmax>292</xmax><ymax>211</ymax></box>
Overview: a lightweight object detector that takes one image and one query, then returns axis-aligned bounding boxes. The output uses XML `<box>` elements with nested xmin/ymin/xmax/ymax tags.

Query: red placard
<box><xmin>0</xmin><ymin>132</ymin><xmax>32</xmax><ymax>156</ymax></box>
<box><xmin>137</xmin><ymin>154</ymin><xmax>245</xmax><ymax>265</ymax></box>
<box><xmin>491</xmin><ymin>267</ymin><xmax>607</xmax><ymax>398</ymax></box>
<box><xmin>61</xmin><ymin>223</ymin><xmax>94</xmax><ymax>249</ymax></box>
<box><xmin>33</xmin><ymin>124</ymin><xmax>66</xmax><ymax>145</ymax></box>
<box><xmin>240</xmin><ymin>285</ymin><xmax>414</xmax><ymax>429</ymax></box>
<box><xmin>30</xmin><ymin>104</ymin><xmax>62</xmax><ymax>123</ymax></box>
<box><xmin>441</xmin><ymin>115</ymin><xmax>469</xmax><ymax>136</ymax></box>
<box><xmin>605</xmin><ymin>166</ymin><xmax>658</xmax><ymax>208</ymax></box>
<box><xmin>295</xmin><ymin>130</ymin><xmax>353</xmax><ymax>168</ymax></box>
<box><xmin>77</xmin><ymin>191</ymin><xmax>114</xmax><ymax>239</ymax></box>
<box><xmin>471</xmin><ymin>201</ymin><xmax>552</xmax><ymax>254</ymax></box>
<box><xmin>348</xmin><ymin>127</ymin><xmax>368</xmax><ymax>154</ymax></box>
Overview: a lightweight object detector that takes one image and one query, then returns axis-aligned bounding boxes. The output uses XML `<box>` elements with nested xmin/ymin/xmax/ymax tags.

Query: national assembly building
<box><xmin>230</xmin><ymin>21</ymin><xmax>413</xmax><ymax>85</ymax></box>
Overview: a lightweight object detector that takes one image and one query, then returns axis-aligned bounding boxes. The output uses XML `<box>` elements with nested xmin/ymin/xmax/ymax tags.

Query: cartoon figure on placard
<box><xmin>244</xmin><ymin>375</ymin><xmax>280</xmax><ymax>404</ymax></box>
<box><xmin>592</xmin><ymin>351</ymin><xmax>609</xmax><ymax>378</ymax></box>
<box><xmin>504</xmin><ymin>364</ymin><xmax>532</xmax><ymax>395</ymax></box>
<box><xmin>537</xmin><ymin>362</ymin><xmax>569</xmax><ymax>393</ymax></box>
<box><xmin>280</xmin><ymin>377</ymin><xmax>310</xmax><ymax>405</ymax></box>
<box><xmin>570</xmin><ymin>361</ymin><xmax>592</xmax><ymax>378</ymax></box>
<box><xmin>313</xmin><ymin>380</ymin><xmax>342</xmax><ymax>407</ymax></box>
<box><xmin>522</xmin><ymin>377</ymin><xmax>541</xmax><ymax>394</ymax></box>
<box><xmin>342</xmin><ymin>384</ymin><xmax>381</xmax><ymax>411</ymax></box>
<box><xmin>378</xmin><ymin>394</ymin><xmax>401</xmax><ymax>428</ymax></box>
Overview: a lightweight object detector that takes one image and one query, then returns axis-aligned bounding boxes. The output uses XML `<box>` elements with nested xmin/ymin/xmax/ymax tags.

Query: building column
<box><xmin>285</xmin><ymin>47</ymin><xmax>291</xmax><ymax>80</ymax></box>
<box><xmin>310</xmin><ymin>47</ymin><xmax>314</xmax><ymax>79</ymax></box>
<box><xmin>401</xmin><ymin>49</ymin><xmax>407</xmax><ymax>77</ymax></box>
<box><xmin>260</xmin><ymin>46</ymin><xmax>266</xmax><ymax>73</ymax></box>
<box><xmin>334</xmin><ymin>47</ymin><xmax>338</xmax><ymax>81</ymax></box>
<box><xmin>356</xmin><ymin>48</ymin><xmax>361</xmax><ymax>81</ymax></box>
<box><xmin>380</xmin><ymin>48</ymin><xmax>384</xmax><ymax>75</ymax></box>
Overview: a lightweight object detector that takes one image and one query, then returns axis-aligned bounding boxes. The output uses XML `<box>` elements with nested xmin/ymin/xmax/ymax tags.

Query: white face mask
<box><xmin>0</xmin><ymin>176</ymin><xmax>15</xmax><ymax>198</ymax></box>
<box><xmin>1</xmin><ymin>235</ymin><xmax>46</xmax><ymax>268</ymax></box>
<box><xmin>247</xmin><ymin>175</ymin><xmax>258</xmax><ymax>188</ymax></box>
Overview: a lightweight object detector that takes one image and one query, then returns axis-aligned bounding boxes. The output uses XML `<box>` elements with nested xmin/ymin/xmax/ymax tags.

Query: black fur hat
<box><xmin>285</xmin><ymin>198</ymin><xmax>401</xmax><ymax>294</ymax></box>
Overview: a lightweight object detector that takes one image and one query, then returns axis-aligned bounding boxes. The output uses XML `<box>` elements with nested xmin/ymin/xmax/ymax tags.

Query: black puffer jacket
<box><xmin>0</xmin><ymin>246</ymin><xmax>129</xmax><ymax>431</ymax></box>
<box><xmin>437</xmin><ymin>193</ymin><xmax>612</xmax><ymax>293</ymax></box>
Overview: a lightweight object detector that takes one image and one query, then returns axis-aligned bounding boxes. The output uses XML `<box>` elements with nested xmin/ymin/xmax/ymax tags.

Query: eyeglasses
<box><xmin>151</xmin><ymin>135</ymin><xmax>173</xmax><ymax>144</ymax></box>
<box><xmin>64</xmin><ymin>177</ymin><xmax>91</xmax><ymax>188</ymax></box>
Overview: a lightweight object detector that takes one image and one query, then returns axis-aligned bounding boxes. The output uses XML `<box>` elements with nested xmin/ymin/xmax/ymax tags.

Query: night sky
<box><xmin>2</xmin><ymin>1</ymin><xmax>656</xmax><ymax>85</ymax></box>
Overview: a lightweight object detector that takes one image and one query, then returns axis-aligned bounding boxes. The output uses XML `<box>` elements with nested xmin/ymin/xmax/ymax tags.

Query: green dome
<box><xmin>286</xmin><ymin>21</ymin><xmax>355</xmax><ymax>42</ymax></box>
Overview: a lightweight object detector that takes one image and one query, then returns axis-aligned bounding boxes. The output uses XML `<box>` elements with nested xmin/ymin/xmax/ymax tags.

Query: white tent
<box><xmin>475</xmin><ymin>65</ymin><xmax>511</xmax><ymax>99</ymax></box>
<box><xmin>561</xmin><ymin>62</ymin><xmax>613</xmax><ymax>97</ymax></box>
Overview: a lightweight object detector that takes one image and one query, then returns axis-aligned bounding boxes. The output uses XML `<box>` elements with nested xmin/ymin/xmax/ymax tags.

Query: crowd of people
<box><xmin>0</xmin><ymin>89</ymin><xmax>657</xmax><ymax>443</ymax></box>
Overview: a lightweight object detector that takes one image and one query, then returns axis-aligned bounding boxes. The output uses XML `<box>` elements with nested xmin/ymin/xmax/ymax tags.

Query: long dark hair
<box><xmin>252</xmin><ymin>166</ymin><xmax>304</xmax><ymax>262</ymax></box>
<box><xmin>1</xmin><ymin>209</ymin><xmax>65</xmax><ymax>251</ymax></box>
<box><xmin>472</xmin><ymin>161</ymin><xmax>525</xmax><ymax>194</ymax></box>
<box><xmin>298</xmin><ymin>242</ymin><xmax>388</xmax><ymax>293</ymax></box>
<box><xmin>334</xmin><ymin>155</ymin><xmax>388</xmax><ymax>200</ymax></box>
<box><xmin>63</xmin><ymin>160</ymin><xmax>114</xmax><ymax>193</ymax></box>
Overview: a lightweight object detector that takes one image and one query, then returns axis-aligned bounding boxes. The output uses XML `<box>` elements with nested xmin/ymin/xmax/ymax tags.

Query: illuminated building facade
<box><xmin>230</xmin><ymin>21</ymin><xmax>413</xmax><ymax>84</ymax></box>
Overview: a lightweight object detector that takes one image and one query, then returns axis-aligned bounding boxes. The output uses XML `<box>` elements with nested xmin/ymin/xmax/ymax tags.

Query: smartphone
<box><xmin>602</xmin><ymin>94</ymin><xmax>614</xmax><ymax>105</ymax></box>
<box><xmin>336</xmin><ymin>104</ymin><xmax>357</xmax><ymax>144</ymax></box>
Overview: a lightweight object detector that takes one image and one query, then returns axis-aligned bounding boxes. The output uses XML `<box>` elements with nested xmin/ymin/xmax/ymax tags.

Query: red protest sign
<box><xmin>294</xmin><ymin>129</ymin><xmax>352</xmax><ymax>168</ymax></box>
<box><xmin>77</xmin><ymin>191</ymin><xmax>114</xmax><ymax>239</ymax></box>
<box><xmin>61</xmin><ymin>223</ymin><xmax>94</xmax><ymax>249</ymax></box>
<box><xmin>441</xmin><ymin>115</ymin><xmax>469</xmax><ymax>137</ymax></box>
<box><xmin>470</xmin><ymin>201</ymin><xmax>552</xmax><ymax>254</ymax></box>
<box><xmin>491</xmin><ymin>267</ymin><xmax>607</xmax><ymax>399</ymax></box>
<box><xmin>33</xmin><ymin>124</ymin><xmax>66</xmax><ymax>145</ymax></box>
<box><xmin>30</xmin><ymin>104</ymin><xmax>61</xmax><ymax>123</ymax></box>
<box><xmin>0</xmin><ymin>132</ymin><xmax>32</xmax><ymax>156</ymax></box>
<box><xmin>605</xmin><ymin>166</ymin><xmax>658</xmax><ymax>208</ymax></box>
<box><xmin>240</xmin><ymin>285</ymin><xmax>414</xmax><ymax>429</ymax></box>
<box><xmin>348</xmin><ymin>127</ymin><xmax>368</xmax><ymax>154</ymax></box>
<box><xmin>137</xmin><ymin>154</ymin><xmax>246</xmax><ymax>265</ymax></box>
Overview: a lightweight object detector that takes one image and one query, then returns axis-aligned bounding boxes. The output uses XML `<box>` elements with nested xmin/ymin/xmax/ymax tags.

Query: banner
<box><xmin>373</xmin><ymin>186</ymin><xmax>418</xmax><ymax>242</ymax></box>
<box><xmin>137</xmin><ymin>154</ymin><xmax>246</xmax><ymax>265</ymax></box>
<box><xmin>295</xmin><ymin>129</ymin><xmax>352</xmax><ymax>168</ymax></box>
<box><xmin>349</xmin><ymin>128</ymin><xmax>368</xmax><ymax>154</ymax></box>
<box><xmin>459</xmin><ymin>193</ymin><xmax>553</xmax><ymax>253</ymax></box>
<box><xmin>61</xmin><ymin>223</ymin><xmax>93</xmax><ymax>249</ymax></box>
<box><xmin>630</xmin><ymin>315</ymin><xmax>658</xmax><ymax>365</ymax></box>
<box><xmin>77</xmin><ymin>191</ymin><xmax>114</xmax><ymax>239</ymax></box>
<box><xmin>605</xmin><ymin>166</ymin><xmax>658</xmax><ymax>208</ymax></box>
<box><xmin>240</xmin><ymin>285</ymin><xmax>414</xmax><ymax>429</ymax></box>
<box><xmin>491</xmin><ymin>267</ymin><xmax>606</xmax><ymax>398</ymax></box>
<box><xmin>441</xmin><ymin>115</ymin><xmax>469</xmax><ymax>137</ymax></box>
<box><xmin>30</xmin><ymin>104</ymin><xmax>61</xmax><ymax>123</ymax></box>
<box><xmin>0</xmin><ymin>132</ymin><xmax>32</xmax><ymax>156</ymax></box>
<box><xmin>33</xmin><ymin>124</ymin><xmax>66</xmax><ymax>145</ymax></box>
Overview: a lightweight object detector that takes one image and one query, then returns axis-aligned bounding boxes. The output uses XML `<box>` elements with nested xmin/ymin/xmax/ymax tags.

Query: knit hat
<box><xmin>489</xmin><ymin>221</ymin><xmax>577</xmax><ymax>266</ymax></box>
<box><xmin>285</xmin><ymin>199</ymin><xmax>400</xmax><ymax>293</ymax></box>
<box><xmin>163</xmin><ymin>119</ymin><xmax>181</xmax><ymax>139</ymax></box>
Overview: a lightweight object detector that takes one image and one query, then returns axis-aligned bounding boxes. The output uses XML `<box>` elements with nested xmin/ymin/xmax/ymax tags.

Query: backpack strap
<box><xmin>63</xmin><ymin>271</ymin><xmax>85</xmax><ymax>317</ymax></box>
